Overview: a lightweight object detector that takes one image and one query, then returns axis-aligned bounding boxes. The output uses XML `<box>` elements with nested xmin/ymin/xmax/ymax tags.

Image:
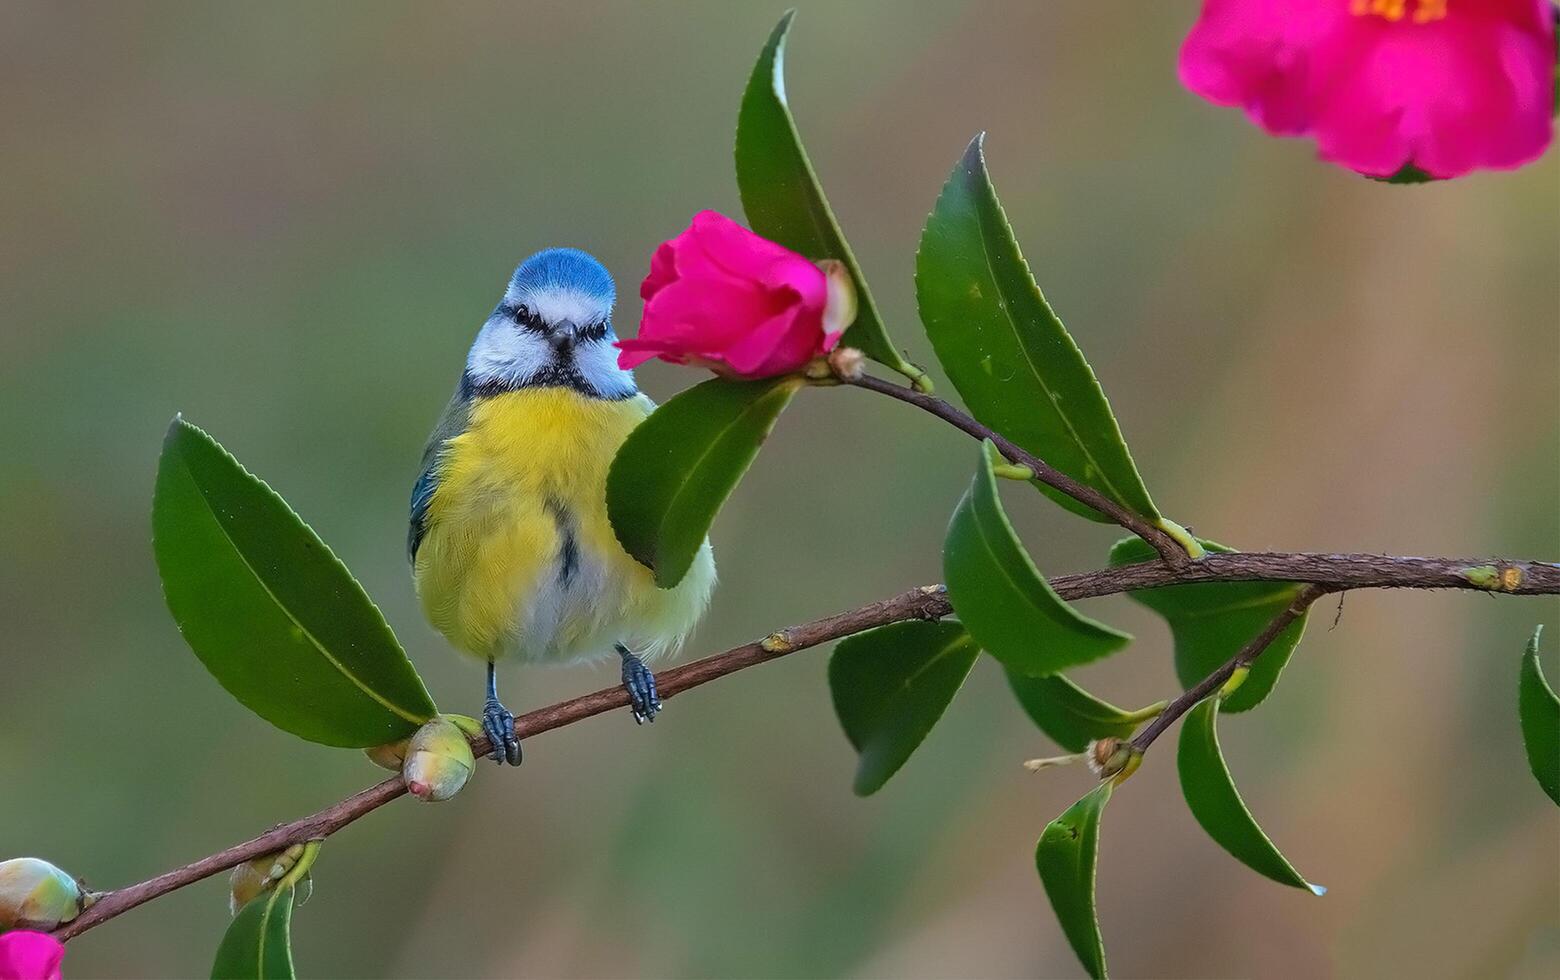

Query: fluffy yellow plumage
<box><xmin>412</xmin><ymin>247</ymin><xmax>704</xmax><ymax>756</ymax></box>
<box><xmin>414</xmin><ymin>387</ymin><xmax>715</xmax><ymax>666</ymax></box>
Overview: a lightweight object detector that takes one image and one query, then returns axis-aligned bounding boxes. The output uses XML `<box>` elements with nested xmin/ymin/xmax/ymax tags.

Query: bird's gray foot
<box><xmin>616</xmin><ymin>644</ymin><xmax>661</xmax><ymax>724</ymax></box>
<box><xmin>482</xmin><ymin>659</ymin><xmax>521</xmax><ymax>765</ymax></box>
<box><xmin>482</xmin><ymin>698</ymin><xmax>522</xmax><ymax>765</ymax></box>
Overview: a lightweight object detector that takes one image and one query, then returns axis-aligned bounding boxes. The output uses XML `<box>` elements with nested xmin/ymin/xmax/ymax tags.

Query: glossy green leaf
<box><xmin>211</xmin><ymin>883</ymin><xmax>296</xmax><ymax>979</ymax></box>
<box><xmin>735</xmin><ymin>12</ymin><xmax>919</xmax><ymax>381</ymax></box>
<box><xmin>946</xmin><ymin>442</ymin><xmax>1131</xmax><ymax>675</ymax></box>
<box><xmin>1036</xmin><ymin>781</ymin><xmax>1113</xmax><ymax>979</ymax></box>
<box><xmin>829</xmin><ymin>620</ymin><xmax>980</xmax><ymax>796</ymax></box>
<box><xmin>1179</xmin><ymin>697</ymin><xmax>1325</xmax><ymax>895</ymax></box>
<box><xmin>1006</xmin><ymin>669</ymin><xmax>1160</xmax><ymax>753</ymax></box>
<box><xmin>154</xmin><ymin>418</ymin><xmax>436</xmax><ymax>748</ymax></box>
<box><xmin>916</xmin><ymin>134</ymin><xmax>1159</xmax><ymax>524</ymax></box>
<box><xmin>1519</xmin><ymin>625</ymin><xmax>1559</xmax><ymax>805</ymax></box>
<box><xmin>1109</xmin><ymin>536</ymin><xmax>1308</xmax><ymax>712</ymax></box>
<box><xmin>607</xmin><ymin>376</ymin><xmax>799</xmax><ymax>588</ymax></box>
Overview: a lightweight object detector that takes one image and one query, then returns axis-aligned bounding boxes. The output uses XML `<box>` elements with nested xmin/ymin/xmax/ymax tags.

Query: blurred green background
<box><xmin>2</xmin><ymin>2</ymin><xmax>1556</xmax><ymax>977</ymax></box>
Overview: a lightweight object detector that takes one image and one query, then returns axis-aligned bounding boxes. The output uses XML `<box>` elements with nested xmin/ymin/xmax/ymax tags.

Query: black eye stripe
<box><xmin>514</xmin><ymin>303</ymin><xmax>547</xmax><ymax>333</ymax></box>
<box><xmin>496</xmin><ymin>303</ymin><xmax>609</xmax><ymax>340</ymax></box>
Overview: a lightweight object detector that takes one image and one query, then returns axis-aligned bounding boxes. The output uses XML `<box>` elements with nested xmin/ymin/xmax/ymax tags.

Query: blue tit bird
<box><xmin>409</xmin><ymin>248</ymin><xmax>716</xmax><ymax>765</ymax></box>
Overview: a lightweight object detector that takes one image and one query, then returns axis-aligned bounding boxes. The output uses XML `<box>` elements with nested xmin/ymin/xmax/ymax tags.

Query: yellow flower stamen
<box><xmin>1350</xmin><ymin>0</ymin><xmax>1448</xmax><ymax>23</ymax></box>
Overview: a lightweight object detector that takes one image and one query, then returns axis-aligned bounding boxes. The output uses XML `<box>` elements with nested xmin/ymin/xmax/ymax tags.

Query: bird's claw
<box><xmin>482</xmin><ymin>698</ymin><xmax>522</xmax><ymax>765</ymax></box>
<box><xmin>619</xmin><ymin>650</ymin><xmax>661</xmax><ymax>724</ymax></box>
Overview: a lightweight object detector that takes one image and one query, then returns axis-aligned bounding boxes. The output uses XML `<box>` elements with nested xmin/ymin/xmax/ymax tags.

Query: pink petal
<box><xmin>615</xmin><ymin>338</ymin><xmax>688</xmax><ymax>369</ymax></box>
<box><xmin>640</xmin><ymin>241</ymin><xmax>678</xmax><ymax>302</ymax></box>
<box><xmin>1304</xmin><ymin>24</ymin><xmax>1420</xmax><ymax>175</ymax></box>
<box><xmin>685</xmin><ymin>210</ymin><xmax>804</xmax><ymax>283</ymax></box>
<box><xmin>1394</xmin><ymin>13</ymin><xmax>1554</xmax><ymax>176</ymax></box>
<box><xmin>623</xmin><ymin>276</ymin><xmax>790</xmax><ymax>370</ymax></box>
<box><xmin>644</xmin><ymin>277</ymin><xmax>783</xmax><ymax>343</ymax></box>
<box><xmin>0</xmin><ymin>932</ymin><xmax>65</xmax><ymax>980</ymax></box>
<box><xmin>719</xmin><ymin>306</ymin><xmax>828</xmax><ymax>377</ymax></box>
<box><xmin>1309</xmin><ymin>10</ymin><xmax>1554</xmax><ymax>176</ymax></box>
<box><xmin>1179</xmin><ymin>0</ymin><xmax>1348</xmax><ymax>134</ymax></box>
<box><xmin>760</xmin><ymin>255</ymin><xmax>829</xmax><ymax>314</ymax></box>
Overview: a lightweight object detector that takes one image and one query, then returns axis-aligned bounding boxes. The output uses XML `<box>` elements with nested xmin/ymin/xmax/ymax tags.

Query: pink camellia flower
<box><xmin>1179</xmin><ymin>0</ymin><xmax>1556</xmax><ymax>178</ymax></box>
<box><xmin>0</xmin><ymin>931</ymin><xmax>65</xmax><ymax>980</ymax></box>
<box><xmin>617</xmin><ymin>210</ymin><xmax>850</xmax><ymax>379</ymax></box>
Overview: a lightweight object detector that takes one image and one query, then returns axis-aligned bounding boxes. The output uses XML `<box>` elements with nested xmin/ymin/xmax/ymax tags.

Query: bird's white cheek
<box><xmin>466</xmin><ymin>321</ymin><xmax>551</xmax><ymax>386</ymax></box>
<box><xmin>573</xmin><ymin>339</ymin><xmax>638</xmax><ymax>398</ymax></box>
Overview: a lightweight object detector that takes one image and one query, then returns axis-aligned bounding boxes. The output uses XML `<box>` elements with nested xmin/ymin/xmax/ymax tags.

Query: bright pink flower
<box><xmin>1179</xmin><ymin>0</ymin><xmax>1556</xmax><ymax>178</ymax></box>
<box><xmin>618</xmin><ymin>210</ymin><xmax>841</xmax><ymax>379</ymax></box>
<box><xmin>0</xmin><ymin>932</ymin><xmax>65</xmax><ymax>980</ymax></box>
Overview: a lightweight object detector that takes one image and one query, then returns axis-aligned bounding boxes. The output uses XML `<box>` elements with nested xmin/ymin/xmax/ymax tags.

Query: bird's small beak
<box><xmin>549</xmin><ymin>322</ymin><xmax>576</xmax><ymax>355</ymax></box>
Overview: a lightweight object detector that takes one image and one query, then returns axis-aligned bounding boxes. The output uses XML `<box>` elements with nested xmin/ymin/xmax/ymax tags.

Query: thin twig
<box><xmin>54</xmin><ymin>554</ymin><xmax>1558</xmax><ymax>941</ymax></box>
<box><xmin>1130</xmin><ymin>585</ymin><xmax>1329</xmax><ymax>752</ymax></box>
<box><xmin>54</xmin><ymin>585</ymin><xmax>951</xmax><ymax>941</ymax></box>
<box><xmin>845</xmin><ymin>373</ymin><xmax>1189</xmax><ymax>564</ymax></box>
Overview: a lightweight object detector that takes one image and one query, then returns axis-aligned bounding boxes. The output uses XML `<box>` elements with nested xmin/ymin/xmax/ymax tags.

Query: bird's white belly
<box><xmin>502</xmin><ymin>538</ymin><xmax>623</xmax><ymax>666</ymax></box>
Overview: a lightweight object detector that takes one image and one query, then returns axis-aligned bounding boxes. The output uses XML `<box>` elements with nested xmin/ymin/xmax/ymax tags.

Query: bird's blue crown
<box><xmin>507</xmin><ymin>248</ymin><xmax>616</xmax><ymax>310</ymax></box>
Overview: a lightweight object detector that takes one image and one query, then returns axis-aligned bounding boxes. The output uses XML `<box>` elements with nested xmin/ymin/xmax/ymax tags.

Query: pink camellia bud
<box><xmin>0</xmin><ymin>931</ymin><xmax>65</xmax><ymax>980</ymax></box>
<box><xmin>616</xmin><ymin>211</ymin><xmax>850</xmax><ymax>379</ymax></box>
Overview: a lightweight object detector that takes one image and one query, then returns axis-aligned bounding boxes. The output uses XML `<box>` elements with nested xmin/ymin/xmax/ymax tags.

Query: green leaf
<box><xmin>1109</xmin><ymin>536</ymin><xmax>1308</xmax><ymax>712</ymax></box>
<box><xmin>829</xmin><ymin>620</ymin><xmax>980</xmax><ymax>796</ymax></box>
<box><xmin>1179</xmin><ymin>697</ymin><xmax>1325</xmax><ymax>895</ymax></box>
<box><xmin>154</xmin><ymin>418</ymin><xmax>436</xmax><ymax>748</ymax></box>
<box><xmin>1036</xmin><ymin>781</ymin><xmax>1113</xmax><ymax>979</ymax></box>
<box><xmin>735</xmin><ymin>12</ymin><xmax>920</xmax><ymax>382</ymax></box>
<box><xmin>916</xmin><ymin>134</ymin><xmax>1159</xmax><ymax>523</ymax></box>
<box><xmin>212</xmin><ymin>883</ymin><xmax>297</xmax><ymax>979</ymax></box>
<box><xmin>945</xmin><ymin>441</ymin><xmax>1131</xmax><ymax>675</ymax></box>
<box><xmin>607</xmin><ymin>376</ymin><xmax>799</xmax><ymax>588</ymax></box>
<box><xmin>1006</xmin><ymin>669</ymin><xmax>1160</xmax><ymax>753</ymax></box>
<box><xmin>1519</xmin><ymin>625</ymin><xmax>1559</xmax><ymax>805</ymax></box>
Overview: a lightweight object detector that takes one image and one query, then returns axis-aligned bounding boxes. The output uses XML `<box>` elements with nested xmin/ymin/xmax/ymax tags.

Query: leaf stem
<box><xmin>1129</xmin><ymin>585</ymin><xmax>1328</xmax><ymax>753</ymax></box>
<box><xmin>1156</xmin><ymin>518</ymin><xmax>1206</xmax><ymax>559</ymax></box>
<box><xmin>844</xmin><ymin>373</ymin><xmax>1192</xmax><ymax>564</ymax></box>
<box><xmin>1120</xmin><ymin>699</ymin><xmax>1172</xmax><ymax>725</ymax></box>
<box><xmin>991</xmin><ymin>462</ymin><xmax>1036</xmax><ymax>481</ymax></box>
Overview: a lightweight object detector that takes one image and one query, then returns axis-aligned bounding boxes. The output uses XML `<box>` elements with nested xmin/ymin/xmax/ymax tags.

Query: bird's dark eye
<box><xmin>509</xmin><ymin>304</ymin><xmax>546</xmax><ymax>334</ymax></box>
<box><xmin>580</xmin><ymin>320</ymin><xmax>609</xmax><ymax>342</ymax></box>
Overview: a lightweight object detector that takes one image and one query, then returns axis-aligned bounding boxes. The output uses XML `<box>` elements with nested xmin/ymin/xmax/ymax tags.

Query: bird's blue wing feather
<box><xmin>408</xmin><ymin>465</ymin><xmax>439</xmax><ymax>561</ymax></box>
<box><xmin>409</xmin><ymin>387</ymin><xmax>471</xmax><ymax>563</ymax></box>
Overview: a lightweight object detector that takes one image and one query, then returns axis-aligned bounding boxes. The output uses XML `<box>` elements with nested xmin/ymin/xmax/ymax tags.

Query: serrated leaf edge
<box><xmin>914</xmin><ymin>134</ymin><xmax>1161</xmax><ymax>521</ymax></box>
<box><xmin>734</xmin><ymin>11</ymin><xmax>914</xmax><ymax>376</ymax></box>
<box><xmin>158</xmin><ymin>416</ymin><xmax>435</xmax><ymax>726</ymax></box>
<box><xmin>1181</xmin><ymin>698</ymin><xmax>1325</xmax><ymax>895</ymax></box>
<box><xmin>948</xmin><ymin>442</ymin><xmax>1131</xmax><ymax>673</ymax></box>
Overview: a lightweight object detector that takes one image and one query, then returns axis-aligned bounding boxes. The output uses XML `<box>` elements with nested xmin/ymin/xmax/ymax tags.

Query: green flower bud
<box><xmin>0</xmin><ymin>857</ymin><xmax>91</xmax><ymax>931</ymax></box>
<box><xmin>1086</xmin><ymin>737</ymin><xmax>1136</xmax><ymax>780</ymax></box>
<box><xmin>403</xmin><ymin>716</ymin><xmax>475</xmax><ymax>802</ymax></box>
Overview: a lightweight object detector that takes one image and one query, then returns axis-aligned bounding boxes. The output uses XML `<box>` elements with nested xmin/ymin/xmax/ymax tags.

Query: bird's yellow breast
<box><xmin>444</xmin><ymin>387</ymin><xmax>648</xmax><ymax>504</ymax></box>
<box><xmin>413</xmin><ymin>387</ymin><xmax>713</xmax><ymax>665</ymax></box>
